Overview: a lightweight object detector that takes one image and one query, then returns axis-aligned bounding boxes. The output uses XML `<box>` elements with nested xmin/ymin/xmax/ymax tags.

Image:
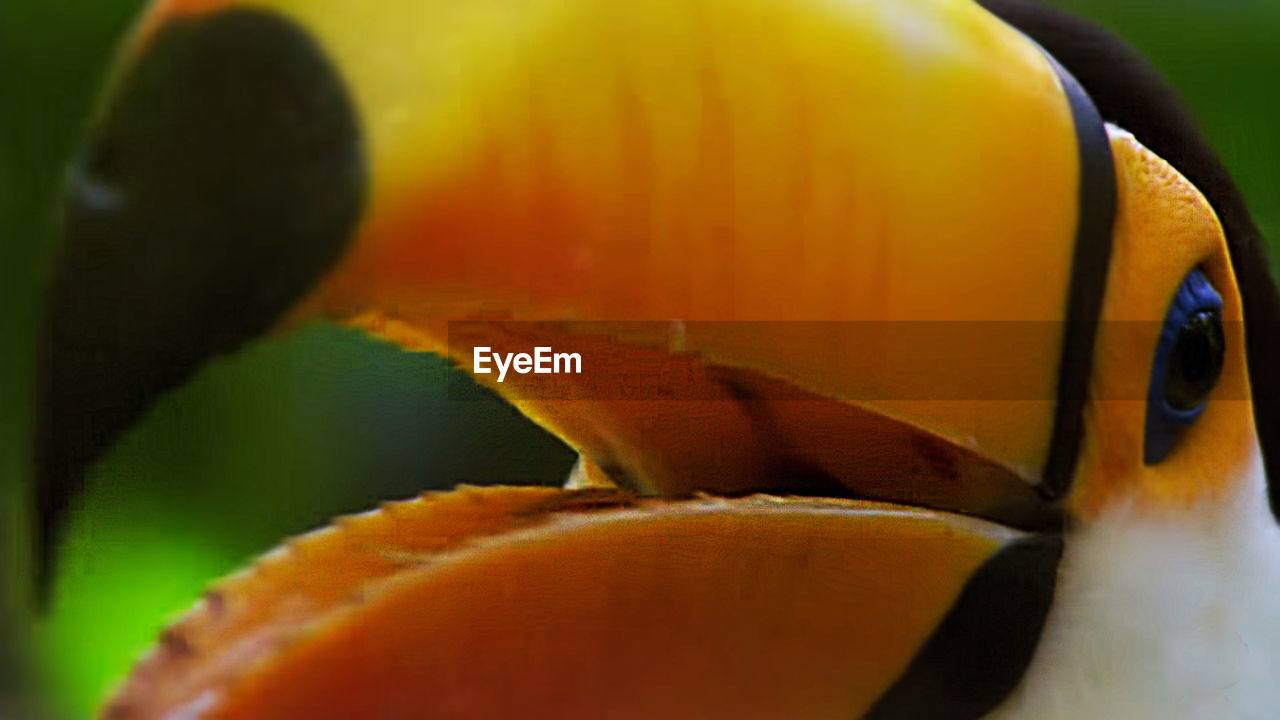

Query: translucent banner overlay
<box><xmin>442</xmin><ymin>320</ymin><xmax>1246</xmax><ymax>402</ymax></box>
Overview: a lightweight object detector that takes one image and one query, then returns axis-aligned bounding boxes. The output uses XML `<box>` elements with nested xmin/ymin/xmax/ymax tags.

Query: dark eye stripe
<box><xmin>1031</xmin><ymin>45</ymin><xmax>1118</xmax><ymax>501</ymax></box>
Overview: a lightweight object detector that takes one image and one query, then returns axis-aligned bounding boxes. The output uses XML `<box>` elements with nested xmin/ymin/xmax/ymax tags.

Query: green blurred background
<box><xmin>2</xmin><ymin>1</ymin><xmax>1277</xmax><ymax>717</ymax></box>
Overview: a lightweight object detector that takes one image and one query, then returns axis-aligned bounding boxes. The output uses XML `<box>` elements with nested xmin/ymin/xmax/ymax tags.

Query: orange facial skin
<box><xmin>1068</xmin><ymin>133</ymin><xmax>1257</xmax><ymax>520</ymax></box>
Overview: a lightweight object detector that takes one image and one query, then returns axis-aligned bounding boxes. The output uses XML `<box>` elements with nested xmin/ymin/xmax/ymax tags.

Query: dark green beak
<box><xmin>34</xmin><ymin>8</ymin><xmax>366</xmax><ymax>603</ymax></box>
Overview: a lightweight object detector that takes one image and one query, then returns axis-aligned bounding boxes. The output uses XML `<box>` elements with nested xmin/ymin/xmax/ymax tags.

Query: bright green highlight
<box><xmin>34</xmin><ymin>513</ymin><xmax>233</xmax><ymax>719</ymax></box>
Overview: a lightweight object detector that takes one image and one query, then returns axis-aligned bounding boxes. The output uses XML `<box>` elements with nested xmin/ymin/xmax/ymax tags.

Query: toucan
<box><xmin>34</xmin><ymin>0</ymin><xmax>1280</xmax><ymax>717</ymax></box>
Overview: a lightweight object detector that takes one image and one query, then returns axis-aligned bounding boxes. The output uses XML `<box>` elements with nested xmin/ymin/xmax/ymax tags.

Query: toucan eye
<box><xmin>1165</xmin><ymin>309</ymin><xmax>1225</xmax><ymax>411</ymax></box>
<box><xmin>1144</xmin><ymin>268</ymin><xmax>1225</xmax><ymax>465</ymax></box>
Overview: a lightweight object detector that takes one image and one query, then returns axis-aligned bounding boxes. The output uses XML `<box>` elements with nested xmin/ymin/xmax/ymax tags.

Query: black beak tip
<box><xmin>28</xmin><ymin>7</ymin><xmax>366</xmax><ymax>606</ymax></box>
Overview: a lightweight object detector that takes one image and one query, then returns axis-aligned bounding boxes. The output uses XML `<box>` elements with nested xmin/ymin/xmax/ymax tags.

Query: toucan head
<box><xmin>36</xmin><ymin>0</ymin><xmax>1280</xmax><ymax>600</ymax></box>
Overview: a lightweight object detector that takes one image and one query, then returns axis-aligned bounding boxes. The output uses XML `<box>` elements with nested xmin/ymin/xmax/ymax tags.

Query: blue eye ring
<box><xmin>1143</xmin><ymin>268</ymin><xmax>1225</xmax><ymax>465</ymax></box>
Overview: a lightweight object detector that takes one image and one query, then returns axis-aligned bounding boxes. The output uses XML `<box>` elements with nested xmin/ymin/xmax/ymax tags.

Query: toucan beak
<box><xmin>36</xmin><ymin>0</ymin><xmax>1104</xmax><ymax>596</ymax></box>
<box><xmin>33</xmin><ymin>9</ymin><xmax>367</xmax><ymax>597</ymax></box>
<box><xmin>35</xmin><ymin>0</ymin><xmax>1100</xmax><ymax>596</ymax></box>
<box><xmin>100</xmin><ymin>486</ymin><xmax>1066</xmax><ymax>720</ymax></box>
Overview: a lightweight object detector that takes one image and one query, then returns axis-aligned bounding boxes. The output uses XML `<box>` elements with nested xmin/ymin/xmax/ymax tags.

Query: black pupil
<box><xmin>1164</xmin><ymin>309</ymin><xmax>1225</xmax><ymax>411</ymax></box>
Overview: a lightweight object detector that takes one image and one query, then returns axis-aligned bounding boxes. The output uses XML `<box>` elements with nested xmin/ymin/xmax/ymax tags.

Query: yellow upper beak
<box><xmin>49</xmin><ymin>0</ymin><xmax>1260</xmax><ymax>563</ymax></box>
<box><xmin>237</xmin><ymin>0</ymin><xmax>1252</xmax><ymax>523</ymax></box>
